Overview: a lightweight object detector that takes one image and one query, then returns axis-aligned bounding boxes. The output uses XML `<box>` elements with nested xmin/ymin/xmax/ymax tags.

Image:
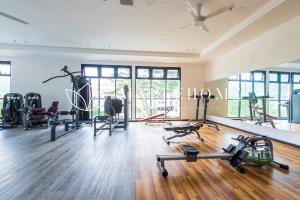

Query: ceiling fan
<box><xmin>0</xmin><ymin>11</ymin><xmax>29</xmax><ymax>25</ymax></box>
<box><xmin>178</xmin><ymin>1</ymin><xmax>234</xmax><ymax>33</ymax></box>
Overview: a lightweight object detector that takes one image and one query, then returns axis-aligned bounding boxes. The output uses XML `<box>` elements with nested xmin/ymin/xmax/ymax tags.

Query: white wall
<box><xmin>10</xmin><ymin>56</ymin><xmax>79</xmax><ymax>111</ymax></box>
<box><xmin>205</xmin><ymin>16</ymin><xmax>300</xmax><ymax>82</ymax></box>
<box><xmin>7</xmin><ymin>55</ymin><xmax>205</xmax><ymax>119</ymax></box>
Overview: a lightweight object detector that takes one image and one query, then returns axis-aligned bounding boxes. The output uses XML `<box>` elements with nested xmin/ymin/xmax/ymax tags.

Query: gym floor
<box><xmin>0</xmin><ymin>123</ymin><xmax>299</xmax><ymax>200</ymax></box>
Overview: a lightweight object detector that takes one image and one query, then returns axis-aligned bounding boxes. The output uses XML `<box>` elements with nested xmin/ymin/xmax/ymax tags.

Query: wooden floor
<box><xmin>0</xmin><ymin>123</ymin><xmax>299</xmax><ymax>200</ymax></box>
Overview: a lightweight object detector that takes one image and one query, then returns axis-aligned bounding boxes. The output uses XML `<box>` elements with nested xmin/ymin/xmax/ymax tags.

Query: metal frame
<box><xmin>162</xmin><ymin>122</ymin><xmax>204</xmax><ymax>145</ymax></box>
<box><xmin>93</xmin><ymin>85</ymin><xmax>129</xmax><ymax>136</ymax></box>
<box><xmin>157</xmin><ymin>135</ymin><xmax>289</xmax><ymax>177</ymax></box>
<box><xmin>50</xmin><ymin>118</ymin><xmax>79</xmax><ymax>141</ymax></box>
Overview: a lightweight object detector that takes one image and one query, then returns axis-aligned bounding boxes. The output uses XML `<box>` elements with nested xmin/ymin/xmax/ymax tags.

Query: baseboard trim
<box><xmin>207</xmin><ymin>115</ymin><xmax>300</xmax><ymax>148</ymax></box>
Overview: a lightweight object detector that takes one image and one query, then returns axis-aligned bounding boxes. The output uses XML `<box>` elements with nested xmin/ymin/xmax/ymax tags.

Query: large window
<box><xmin>82</xmin><ymin>65</ymin><xmax>132</xmax><ymax>118</ymax></box>
<box><xmin>135</xmin><ymin>67</ymin><xmax>181</xmax><ymax>119</ymax></box>
<box><xmin>268</xmin><ymin>72</ymin><xmax>290</xmax><ymax>118</ymax></box>
<box><xmin>227</xmin><ymin>71</ymin><xmax>266</xmax><ymax>118</ymax></box>
<box><xmin>0</xmin><ymin>61</ymin><xmax>11</xmax><ymax>112</ymax></box>
<box><xmin>292</xmin><ymin>73</ymin><xmax>300</xmax><ymax>90</ymax></box>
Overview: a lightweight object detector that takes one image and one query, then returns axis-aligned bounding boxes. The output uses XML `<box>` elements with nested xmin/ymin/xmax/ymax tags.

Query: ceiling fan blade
<box><xmin>186</xmin><ymin>1</ymin><xmax>198</xmax><ymax>18</ymax></box>
<box><xmin>177</xmin><ymin>23</ymin><xmax>193</xmax><ymax>31</ymax></box>
<box><xmin>204</xmin><ymin>3</ymin><xmax>234</xmax><ymax>20</ymax></box>
<box><xmin>0</xmin><ymin>11</ymin><xmax>29</xmax><ymax>25</ymax></box>
<box><xmin>196</xmin><ymin>3</ymin><xmax>202</xmax><ymax>16</ymax></box>
<box><xmin>198</xmin><ymin>21</ymin><xmax>209</xmax><ymax>33</ymax></box>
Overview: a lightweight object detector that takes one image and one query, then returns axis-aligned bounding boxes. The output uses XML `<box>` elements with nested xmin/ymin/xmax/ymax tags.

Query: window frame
<box><xmin>269</xmin><ymin>71</ymin><xmax>291</xmax><ymax>119</ymax></box>
<box><xmin>291</xmin><ymin>72</ymin><xmax>300</xmax><ymax>90</ymax></box>
<box><xmin>0</xmin><ymin>61</ymin><xmax>11</xmax><ymax>114</ymax></box>
<box><xmin>81</xmin><ymin>64</ymin><xmax>133</xmax><ymax>118</ymax></box>
<box><xmin>82</xmin><ymin>64</ymin><xmax>132</xmax><ymax>79</ymax></box>
<box><xmin>135</xmin><ymin>66</ymin><xmax>181</xmax><ymax>119</ymax></box>
<box><xmin>0</xmin><ymin>61</ymin><xmax>11</xmax><ymax>77</ymax></box>
<box><xmin>227</xmin><ymin>70</ymin><xmax>266</xmax><ymax>118</ymax></box>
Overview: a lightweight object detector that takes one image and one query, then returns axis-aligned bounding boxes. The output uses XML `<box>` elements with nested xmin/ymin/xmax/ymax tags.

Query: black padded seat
<box><xmin>162</xmin><ymin>122</ymin><xmax>204</xmax><ymax>144</ymax></box>
<box><xmin>164</xmin><ymin>123</ymin><xmax>202</xmax><ymax>131</ymax></box>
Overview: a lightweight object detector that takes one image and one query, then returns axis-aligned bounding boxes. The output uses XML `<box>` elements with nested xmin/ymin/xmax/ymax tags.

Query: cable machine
<box><xmin>190</xmin><ymin>90</ymin><xmax>219</xmax><ymax>131</ymax></box>
<box><xmin>43</xmin><ymin>66</ymin><xmax>92</xmax><ymax>125</ymax></box>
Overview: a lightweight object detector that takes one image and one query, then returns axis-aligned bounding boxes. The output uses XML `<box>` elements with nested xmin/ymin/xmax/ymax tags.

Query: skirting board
<box><xmin>207</xmin><ymin>115</ymin><xmax>300</xmax><ymax>147</ymax></box>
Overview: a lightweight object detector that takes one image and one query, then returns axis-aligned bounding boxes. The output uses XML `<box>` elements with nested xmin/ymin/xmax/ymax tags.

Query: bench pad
<box><xmin>164</xmin><ymin>123</ymin><xmax>202</xmax><ymax>131</ymax></box>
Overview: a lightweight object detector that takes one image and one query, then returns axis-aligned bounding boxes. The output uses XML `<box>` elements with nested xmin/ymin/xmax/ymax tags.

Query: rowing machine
<box><xmin>157</xmin><ymin>135</ymin><xmax>289</xmax><ymax>177</ymax></box>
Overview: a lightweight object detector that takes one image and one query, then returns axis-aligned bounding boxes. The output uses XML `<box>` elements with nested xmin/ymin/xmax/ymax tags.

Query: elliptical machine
<box><xmin>0</xmin><ymin>93</ymin><xmax>23</xmax><ymax>128</ymax></box>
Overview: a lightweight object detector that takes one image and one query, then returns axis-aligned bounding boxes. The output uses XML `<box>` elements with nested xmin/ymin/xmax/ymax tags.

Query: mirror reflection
<box><xmin>205</xmin><ymin>59</ymin><xmax>300</xmax><ymax>133</ymax></box>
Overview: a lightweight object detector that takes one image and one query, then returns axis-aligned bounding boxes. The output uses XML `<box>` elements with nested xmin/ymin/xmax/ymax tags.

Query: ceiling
<box><xmin>0</xmin><ymin>0</ymin><xmax>299</xmax><ymax>63</ymax></box>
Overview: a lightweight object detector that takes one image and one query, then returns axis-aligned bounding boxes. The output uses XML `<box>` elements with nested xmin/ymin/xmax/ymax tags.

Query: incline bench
<box><xmin>162</xmin><ymin>121</ymin><xmax>203</xmax><ymax>145</ymax></box>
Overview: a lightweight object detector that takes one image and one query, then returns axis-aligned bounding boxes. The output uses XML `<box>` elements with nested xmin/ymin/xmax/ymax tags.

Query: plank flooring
<box><xmin>0</xmin><ymin>123</ymin><xmax>299</xmax><ymax>200</ymax></box>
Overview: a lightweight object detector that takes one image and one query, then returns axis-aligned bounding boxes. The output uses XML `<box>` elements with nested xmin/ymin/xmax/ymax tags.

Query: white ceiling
<box><xmin>0</xmin><ymin>0</ymin><xmax>299</xmax><ymax>63</ymax></box>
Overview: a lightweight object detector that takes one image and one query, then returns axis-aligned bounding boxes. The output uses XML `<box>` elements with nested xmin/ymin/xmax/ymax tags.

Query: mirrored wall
<box><xmin>205</xmin><ymin>59</ymin><xmax>300</xmax><ymax>134</ymax></box>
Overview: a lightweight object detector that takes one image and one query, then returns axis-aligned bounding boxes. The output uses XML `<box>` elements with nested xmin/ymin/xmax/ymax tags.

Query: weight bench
<box><xmin>162</xmin><ymin>122</ymin><xmax>203</xmax><ymax>145</ymax></box>
<box><xmin>50</xmin><ymin>109</ymin><xmax>79</xmax><ymax>141</ymax></box>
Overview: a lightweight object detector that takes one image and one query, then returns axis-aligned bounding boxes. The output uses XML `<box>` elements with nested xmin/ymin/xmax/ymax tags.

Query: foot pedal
<box><xmin>182</xmin><ymin>145</ymin><xmax>199</xmax><ymax>162</ymax></box>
